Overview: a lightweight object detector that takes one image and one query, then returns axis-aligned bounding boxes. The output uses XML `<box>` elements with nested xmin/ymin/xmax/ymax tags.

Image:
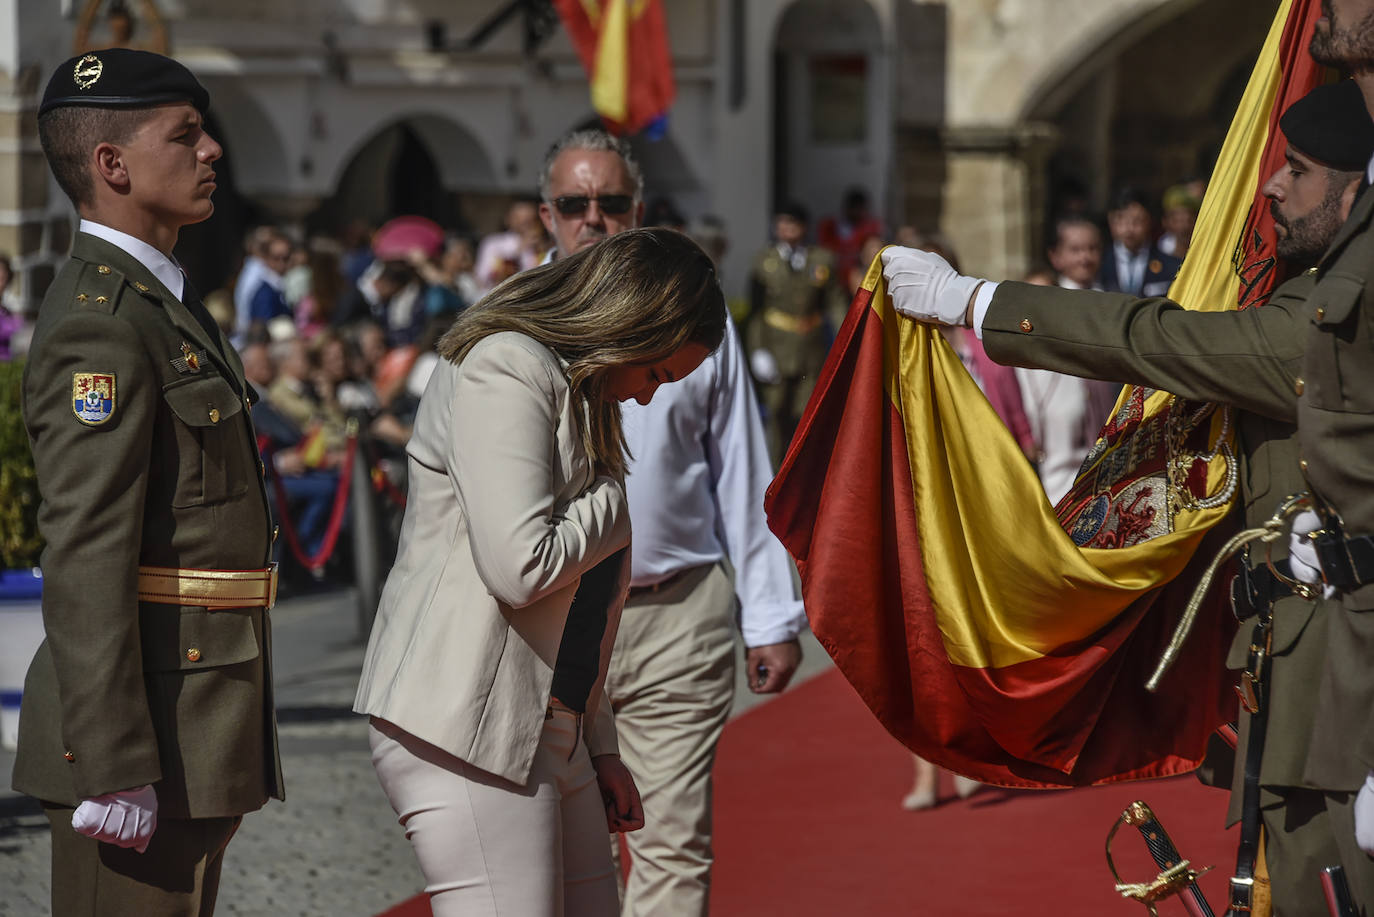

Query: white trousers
<box><xmin>369</xmin><ymin>714</ymin><xmax>619</xmax><ymax>917</ymax></box>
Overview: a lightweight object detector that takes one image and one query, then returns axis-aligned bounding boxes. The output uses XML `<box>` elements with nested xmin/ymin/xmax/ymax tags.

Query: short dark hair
<box><xmin>37</xmin><ymin>105</ymin><xmax>151</xmax><ymax>208</ymax></box>
<box><xmin>1108</xmin><ymin>187</ymin><xmax>1153</xmax><ymax>215</ymax></box>
<box><xmin>1050</xmin><ymin>213</ymin><xmax>1102</xmax><ymax>249</ymax></box>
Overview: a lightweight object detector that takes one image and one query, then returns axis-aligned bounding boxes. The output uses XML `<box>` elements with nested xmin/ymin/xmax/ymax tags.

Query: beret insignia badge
<box><xmin>72</xmin><ymin>372</ymin><xmax>116</xmax><ymax>425</ymax></box>
<box><xmin>74</xmin><ymin>54</ymin><xmax>103</xmax><ymax>90</ymax></box>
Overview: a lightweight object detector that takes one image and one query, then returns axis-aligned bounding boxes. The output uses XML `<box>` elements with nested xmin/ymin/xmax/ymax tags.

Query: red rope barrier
<box><xmin>266</xmin><ymin>435</ymin><xmax>357</xmax><ymax>573</ymax></box>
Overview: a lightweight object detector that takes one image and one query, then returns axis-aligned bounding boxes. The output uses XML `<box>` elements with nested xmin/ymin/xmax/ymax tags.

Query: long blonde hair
<box><xmin>438</xmin><ymin>227</ymin><xmax>727</xmax><ymax>477</ymax></box>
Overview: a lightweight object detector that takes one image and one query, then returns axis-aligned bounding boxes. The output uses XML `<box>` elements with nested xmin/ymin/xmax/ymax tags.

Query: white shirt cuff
<box><xmin>740</xmin><ymin>601</ymin><xmax>808</xmax><ymax>648</ymax></box>
<box><xmin>971</xmin><ymin>281</ymin><xmax>999</xmax><ymax>340</ymax></box>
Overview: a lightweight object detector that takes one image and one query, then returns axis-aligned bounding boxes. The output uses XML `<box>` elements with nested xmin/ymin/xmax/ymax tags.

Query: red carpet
<box><xmin>378</xmin><ymin>669</ymin><xmax>1237</xmax><ymax>916</ymax></box>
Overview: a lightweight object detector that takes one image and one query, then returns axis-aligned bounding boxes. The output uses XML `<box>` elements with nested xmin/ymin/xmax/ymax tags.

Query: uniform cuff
<box><xmin>972</xmin><ymin>281</ymin><xmax>1000</xmax><ymax>340</ymax></box>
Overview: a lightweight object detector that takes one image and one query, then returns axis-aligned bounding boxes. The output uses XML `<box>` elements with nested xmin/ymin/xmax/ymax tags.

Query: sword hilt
<box><xmin>1107</xmin><ymin>801</ymin><xmax>1215</xmax><ymax>917</ymax></box>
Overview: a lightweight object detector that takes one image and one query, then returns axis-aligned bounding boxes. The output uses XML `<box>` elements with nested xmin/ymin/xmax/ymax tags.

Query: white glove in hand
<box><xmin>71</xmin><ymin>784</ymin><xmax>158</xmax><ymax>853</ymax></box>
<box><xmin>750</xmin><ymin>349</ymin><xmax>781</xmax><ymax>385</ymax></box>
<box><xmin>1356</xmin><ymin>771</ymin><xmax>1374</xmax><ymax>856</ymax></box>
<box><xmin>880</xmin><ymin>246</ymin><xmax>983</xmax><ymax>326</ymax></box>
<box><xmin>1287</xmin><ymin>509</ymin><xmax>1336</xmax><ymax>598</ymax></box>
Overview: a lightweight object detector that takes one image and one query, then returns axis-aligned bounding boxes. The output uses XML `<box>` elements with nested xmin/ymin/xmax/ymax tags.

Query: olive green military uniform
<box><xmin>12</xmin><ymin>232</ymin><xmax>283</xmax><ymax>915</ymax></box>
<box><xmin>981</xmin><ymin>273</ymin><xmax>1363</xmax><ymax>916</ymax></box>
<box><xmin>1296</xmin><ymin>180</ymin><xmax>1374</xmax><ymax>916</ymax></box>
<box><xmin>745</xmin><ymin>244</ymin><xmax>848</xmax><ymax>461</ymax></box>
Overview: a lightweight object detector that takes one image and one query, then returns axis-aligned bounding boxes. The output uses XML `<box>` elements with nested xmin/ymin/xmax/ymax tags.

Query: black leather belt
<box><xmin>1230</xmin><ymin>560</ymin><xmax>1294</xmax><ymax>622</ymax></box>
<box><xmin>627</xmin><ymin>567</ymin><xmax>689</xmax><ymax>598</ymax></box>
<box><xmin>1311</xmin><ymin>528</ymin><xmax>1374</xmax><ymax>593</ymax></box>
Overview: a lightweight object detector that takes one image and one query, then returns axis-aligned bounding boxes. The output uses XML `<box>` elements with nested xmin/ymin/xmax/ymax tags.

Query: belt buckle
<box><xmin>1228</xmin><ymin>875</ymin><xmax>1254</xmax><ymax>913</ymax></box>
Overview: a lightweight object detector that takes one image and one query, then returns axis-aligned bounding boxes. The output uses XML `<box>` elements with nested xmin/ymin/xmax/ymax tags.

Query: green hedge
<box><xmin>0</xmin><ymin>360</ymin><xmax>42</xmax><ymax>569</ymax></box>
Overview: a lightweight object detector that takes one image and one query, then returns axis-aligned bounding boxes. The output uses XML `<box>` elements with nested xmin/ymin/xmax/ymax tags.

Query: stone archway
<box><xmin>312</xmin><ymin>114</ymin><xmax>500</xmax><ymax>235</ymax></box>
<box><xmin>1021</xmin><ymin>0</ymin><xmax>1273</xmax><ymax>219</ymax></box>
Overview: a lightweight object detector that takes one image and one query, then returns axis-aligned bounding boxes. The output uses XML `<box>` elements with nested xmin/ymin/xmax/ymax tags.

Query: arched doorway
<box><xmin>772</xmin><ymin>0</ymin><xmax>889</xmax><ymax>233</ymax></box>
<box><xmin>1025</xmin><ymin>0</ymin><xmax>1272</xmax><ymax>224</ymax></box>
<box><xmin>312</xmin><ymin>114</ymin><xmax>500</xmax><ymax>236</ymax></box>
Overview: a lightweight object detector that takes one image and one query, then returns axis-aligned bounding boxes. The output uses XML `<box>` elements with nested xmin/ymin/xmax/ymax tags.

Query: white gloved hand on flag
<box><xmin>880</xmin><ymin>246</ymin><xmax>983</xmax><ymax>326</ymax></box>
<box><xmin>71</xmin><ymin>784</ymin><xmax>158</xmax><ymax>853</ymax></box>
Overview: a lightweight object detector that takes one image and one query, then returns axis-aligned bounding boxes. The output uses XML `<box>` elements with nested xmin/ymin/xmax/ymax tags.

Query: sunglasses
<box><xmin>551</xmin><ymin>194</ymin><xmax>636</xmax><ymax>217</ymax></box>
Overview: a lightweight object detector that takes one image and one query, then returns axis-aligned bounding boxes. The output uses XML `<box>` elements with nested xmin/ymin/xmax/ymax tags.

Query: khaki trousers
<box><xmin>369</xmin><ymin>714</ymin><xmax>618</xmax><ymax>917</ymax></box>
<box><xmin>605</xmin><ymin>562</ymin><xmax>737</xmax><ymax>917</ymax></box>
<box><xmin>44</xmin><ymin>804</ymin><xmax>240</xmax><ymax>917</ymax></box>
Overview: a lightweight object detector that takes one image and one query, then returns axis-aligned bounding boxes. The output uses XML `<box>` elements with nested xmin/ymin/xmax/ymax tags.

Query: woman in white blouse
<box><xmin>354</xmin><ymin>228</ymin><xmax>727</xmax><ymax>917</ymax></box>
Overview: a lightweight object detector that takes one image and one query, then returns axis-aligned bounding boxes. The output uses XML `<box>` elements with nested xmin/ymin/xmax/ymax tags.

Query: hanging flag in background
<box><xmin>764</xmin><ymin>0</ymin><xmax>1324</xmax><ymax>788</ymax></box>
<box><xmin>553</xmin><ymin>0</ymin><xmax>676</xmax><ymax>135</ymax></box>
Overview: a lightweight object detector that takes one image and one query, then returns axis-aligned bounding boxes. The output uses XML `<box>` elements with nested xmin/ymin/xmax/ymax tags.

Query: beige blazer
<box><xmin>354</xmin><ymin>331</ymin><xmax>631</xmax><ymax>784</ymax></box>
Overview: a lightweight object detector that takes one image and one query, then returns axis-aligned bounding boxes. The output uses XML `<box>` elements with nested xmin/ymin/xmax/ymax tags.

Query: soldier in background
<box><xmin>745</xmin><ymin>201</ymin><xmax>849</xmax><ymax>463</ymax></box>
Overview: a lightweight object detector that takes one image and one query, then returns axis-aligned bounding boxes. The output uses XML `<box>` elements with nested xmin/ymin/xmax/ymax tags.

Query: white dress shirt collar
<box><xmin>78</xmin><ymin>219</ymin><xmax>185</xmax><ymax>302</ymax></box>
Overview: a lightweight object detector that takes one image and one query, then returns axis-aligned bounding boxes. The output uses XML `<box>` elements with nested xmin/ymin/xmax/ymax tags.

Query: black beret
<box><xmin>39</xmin><ymin>48</ymin><xmax>209</xmax><ymax>117</ymax></box>
<box><xmin>1279</xmin><ymin>79</ymin><xmax>1374</xmax><ymax>172</ymax></box>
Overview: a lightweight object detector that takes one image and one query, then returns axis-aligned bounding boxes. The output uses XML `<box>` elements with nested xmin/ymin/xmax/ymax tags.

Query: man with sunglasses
<box><xmin>538</xmin><ymin>129</ymin><xmax>807</xmax><ymax>917</ymax></box>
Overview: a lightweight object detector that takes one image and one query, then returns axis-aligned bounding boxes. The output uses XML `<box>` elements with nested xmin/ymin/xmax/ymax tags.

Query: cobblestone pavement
<box><xmin>1</xmin><ymin>586</ymin><xmax>826</xmax><ymax>916</ymax></box>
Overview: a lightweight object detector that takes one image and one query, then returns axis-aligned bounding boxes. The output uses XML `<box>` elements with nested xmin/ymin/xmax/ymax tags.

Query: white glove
<box><xmin>750</xmin><ymin>348</ymin><xmax>781</xmax><ymax>385</ymax></box>
<box><xmin>1356</xmin><ymin>770</ymin><xmax>1374</xmax><ymax>856</ymax></box>
<box><xmin>71</xmin><ymin>784</ymin><xmax>158</xmax><ymax>853</ymax></box>
<box><xmin>1287</xmin><ymin>509</ymin><xmax>1336</xmax><ymax>599</ymax></box>
<box><xmin>880</xmin><ymin>246</ymin><xmax>983</xmax><ymax>326</ymax></box>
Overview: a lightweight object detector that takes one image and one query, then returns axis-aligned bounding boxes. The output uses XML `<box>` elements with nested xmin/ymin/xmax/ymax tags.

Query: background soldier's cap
<box><xmin>39</xmin><ymin>48</ymin><xmax>209</xmax><ymax>117</ymax></box>
<box><xmin>1279</xmin><ymin>79</ymin><xmax>1374</xmax><ymax>172</ymax></box>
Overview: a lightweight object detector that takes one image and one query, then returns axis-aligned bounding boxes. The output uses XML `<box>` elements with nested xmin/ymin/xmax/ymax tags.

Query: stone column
<box><xmin>0</xmin><ymin>62</ymin><xmax>63</xmax><ymax>311</ymax></box>
<box><xmin>896</xmin><ymin>121</ymin><xmax>1057</xmax><ymax>281</ymax></box>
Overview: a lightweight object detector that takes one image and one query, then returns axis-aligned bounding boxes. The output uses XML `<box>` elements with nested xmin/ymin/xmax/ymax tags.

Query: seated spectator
<box><xmin>247</xmin><ymin>233</ymin><xmax>295</xmax><ymax>330</ymax></box>
<box><xmin>474</xmin><ymin>197</ymin><xmax>546</xmax><ymax>292</ymax></box>
<box><xmin>295</xmin><ymin>236</ymin><xmax>346</xmax><ymax>339</ymax></box>
<box><xmin>267</xmin><ymin>336</ymin><xmax>348</xmax><ymax>467</ymax></box>
<box><xmin>241</xmin><ymin>341</ymin><xmax>341</xmax><ymax>567</ymax></box>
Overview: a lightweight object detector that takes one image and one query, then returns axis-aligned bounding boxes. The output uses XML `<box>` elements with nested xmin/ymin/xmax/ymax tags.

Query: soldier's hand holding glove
<box><xmin>1356</xmin><ymin>770</ymin><xmax>1374</xmax><ymax>856</ymax></box>
<box><xmin>71</xmin><ymin>784</ymin><xmax>158</xmax><ymax>853</ymax></box>
<box><xmin>750</xmin><ymin>349</ymin><xmax>781</xmax><ymax>385</ymax></box>
<box><xmin>880</xmin><ymin>246</ymin><xmax>985</xmax><ymax>326</ymax></box>
<box><xmin>1288</xmin><ymin>509</ymin><xmax>1335</xmax><ymax>598</ymax></box>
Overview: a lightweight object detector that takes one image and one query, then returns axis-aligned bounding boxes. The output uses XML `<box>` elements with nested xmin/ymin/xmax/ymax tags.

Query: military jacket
<box><xmin>11</xmin><ymin>232</ymin><xmax>283</xmax><ymax>818</ymax></box>
<box><xmin>984</xmin><ymin>276</ymin><xmax>1322</xmax><ymax>798</ymax></box>
<box><xmin>746</xmin><ymin>244</ymin><xmax>846</xmax><ymax>378</ymax></box>
<box><xmin>1295</xmin><ymin>184</ymin><xmax>1374</xmax><ymax>787</ymax></box>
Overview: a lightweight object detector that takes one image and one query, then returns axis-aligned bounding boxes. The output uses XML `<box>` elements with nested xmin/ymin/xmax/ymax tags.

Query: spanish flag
<box><xmin>554</xmin><ymin>0</ymin><xmax>676</xmax><ymax>136</ymax></box>
<box><xmin>765</xmin><ymin>0</ymin><xmax>1323</xmax><ymax>787</ymax></box>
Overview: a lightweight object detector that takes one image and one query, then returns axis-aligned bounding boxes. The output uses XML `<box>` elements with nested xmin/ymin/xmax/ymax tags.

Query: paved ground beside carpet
<box><xmin>0</xmin><ymin>586</ymin><xmax>830</xmax><ymax>916</ymax></box>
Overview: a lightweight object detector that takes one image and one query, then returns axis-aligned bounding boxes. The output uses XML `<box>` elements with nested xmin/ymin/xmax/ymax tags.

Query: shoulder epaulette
<box><xmin>68</xmin><ymin>259</ymin><xmax>129</xmax><ymax>315</ymax></box>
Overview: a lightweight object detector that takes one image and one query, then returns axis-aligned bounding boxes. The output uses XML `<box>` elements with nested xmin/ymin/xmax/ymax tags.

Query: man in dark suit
<box><xmin>880</xmin><ymin>78</ymin><xmax>1374</xmax><ymax>916</ymax></box>
<box><xmin>12</xmin><ymin>49</ymin><xmax>282</xmax><ymax>916</ymax></box>
<box><xmin>1098</xmin><ymin>188</ymin><xmax>1183</xmax><ymax>297</ymax></box>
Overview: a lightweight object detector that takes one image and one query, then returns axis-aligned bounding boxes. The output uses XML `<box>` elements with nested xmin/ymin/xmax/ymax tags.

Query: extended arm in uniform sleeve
<box><xmin>24</xmin><ymin>309</ymin><xmax>162</xmax><ymax>797</ymax></box>
<box><xmin>981</xmin><ymin>280</ymin><xmax>1306</xmax><ymax>422</ymax></box>
<box><xmin>449</xmin><ymin>337</ymin><xmax>631</xmax><ymax>608</ymax></box>
<box><xmin>706</xmin><ymin>321</ymin><xmax>807</xmax><ymax>647</ymax></box>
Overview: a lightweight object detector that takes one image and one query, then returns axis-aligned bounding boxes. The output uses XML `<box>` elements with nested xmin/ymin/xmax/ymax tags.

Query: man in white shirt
<box><xmin>537</xmin><ymin>128</ymin><xmax>808</xmax><ymax>916</ymax></box>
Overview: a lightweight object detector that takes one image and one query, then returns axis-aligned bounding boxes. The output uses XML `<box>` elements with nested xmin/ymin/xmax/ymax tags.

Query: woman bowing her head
<box><xmin>355</xmin><ymin>227</ymin><xmax>726</xmax><ymax>917</ymax></box>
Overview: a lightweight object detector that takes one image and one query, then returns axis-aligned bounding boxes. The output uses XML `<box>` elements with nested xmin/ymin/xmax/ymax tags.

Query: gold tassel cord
<box><xmin>1145</xmin><ymin>493</ymin><xmax>1313</xmax><ymax>692</ymax></box>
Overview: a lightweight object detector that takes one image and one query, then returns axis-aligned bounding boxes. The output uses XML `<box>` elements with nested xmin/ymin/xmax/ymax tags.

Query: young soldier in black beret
<box><xmin>12</xmin><ymin>48</ymin><xmax>281</xmax><ymax>917</ymax></box>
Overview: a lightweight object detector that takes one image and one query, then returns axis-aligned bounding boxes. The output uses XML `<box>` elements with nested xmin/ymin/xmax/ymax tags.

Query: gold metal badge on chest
<box><xmin>171</xmin><ymin>341</ymin><xmax>206</xmax><ymax>374</ymax></box>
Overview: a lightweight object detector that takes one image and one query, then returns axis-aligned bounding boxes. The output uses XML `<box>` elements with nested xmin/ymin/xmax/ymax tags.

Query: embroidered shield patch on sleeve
<box><xmin>72</xmin><ymin>372</ymin><xmax>116</xmax><ymax>425</ymax></box>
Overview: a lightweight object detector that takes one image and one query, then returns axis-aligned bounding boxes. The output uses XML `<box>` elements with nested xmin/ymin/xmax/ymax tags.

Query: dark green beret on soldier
<box><xmin>12</xmin><ymin>48</ymin><xmax>281</xmax><ymax>917</ymax></box>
